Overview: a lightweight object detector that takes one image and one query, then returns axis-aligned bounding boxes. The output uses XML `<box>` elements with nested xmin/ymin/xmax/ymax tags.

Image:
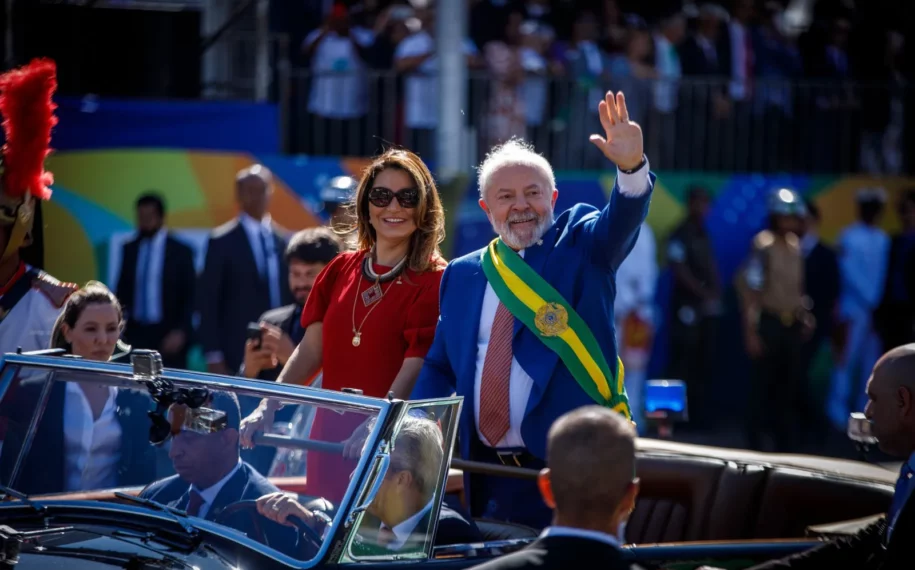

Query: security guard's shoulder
<box><xmin>752</xmin><ymin>230</ymin><xmax>776</xmax><ymax>250</ymax></box>
<box><xmin>31</xmin><ymin>272</ymin><xmax>78</xmax><ymax>309</ymax></box>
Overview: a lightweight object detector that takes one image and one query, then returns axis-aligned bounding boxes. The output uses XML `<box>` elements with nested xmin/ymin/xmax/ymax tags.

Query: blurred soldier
<box><xmin>319</xmin><ymin>175</ymin><xmax>357</xmax><ymax>247</ymax></box>
<box><xmin>827</xmin><ymin>188</ymin><xmax>890</xmax><ymax>430</ymax></box>
<box><xmin>665</xmin><ymin>186</ymin><xmax>721</xmax><ymax>429</ymax></box>
<box><xmin>737</xmin><ymin>188</ymin><xmax>814</xmax><ymax>452</ymax></box>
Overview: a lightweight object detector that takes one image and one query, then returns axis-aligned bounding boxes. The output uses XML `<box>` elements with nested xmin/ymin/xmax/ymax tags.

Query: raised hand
<box><xmin>589</xmin><ymin>91</ymin><xmax>644</xmax><ymax>171</ymax></box>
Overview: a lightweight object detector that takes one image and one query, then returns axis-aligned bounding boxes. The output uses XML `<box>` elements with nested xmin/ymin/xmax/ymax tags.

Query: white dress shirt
<box><xmin>63</xmin><ymin>383</ymin><xmax>122</xmax><ymax>492</ymax></box>
<box><xmin>239</xmin><ymin>213</ymin><xmax>282</xmax><ymax>310</ymax></box>
<box><xmin>614</xmin><ymin>222</ymin><xmax>658</xmax><ymax>323</ymax></box>
<box><xmin>132</xmin><ymin>228</ymin><xmax>166</xmax><ymax>324</ymax></box>
<box><xmin>382</xmin><ymin>499</ymin><xmax>434</xmax><ymax>551</ymax></box>
<box><xmin>189</xmin><ymin>459</ymin><xmax>243</xmax><ymax>519</ymax></box>
<box><xmin>474</xmin><ymin>164</ymin><xmax>653</xmax><ymax>449</ymax></box>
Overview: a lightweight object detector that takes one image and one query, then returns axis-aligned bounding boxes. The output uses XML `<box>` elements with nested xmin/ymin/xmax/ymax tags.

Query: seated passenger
<box><xmin>139</xmin><ymin>392</ymin><xmax>297</xmax><ymax>555</ymax></box>
<box><xmin>0</xmin><ymin>282</ymin><xmax>155</xmax><ymax>495</ymax></box>
<box><xmin>256</xmin><ymin>415</ymin><xmax>482</xmax><ymax>555</ymax></box>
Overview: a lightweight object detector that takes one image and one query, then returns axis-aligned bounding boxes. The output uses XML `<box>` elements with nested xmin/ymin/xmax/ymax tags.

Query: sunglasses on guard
<box><xmin>368</xmin><ymin>187</ymin><xmax>420</xmax><ymax>209</ymax></box>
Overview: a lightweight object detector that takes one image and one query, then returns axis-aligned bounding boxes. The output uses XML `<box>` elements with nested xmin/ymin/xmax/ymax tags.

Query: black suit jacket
<box><xmin>0</xmin><ymin>381</ymin><xmax>156</xmax><ymax>495</ymax></box>
<box><xmin>139</xmin><ymin>461</ymin><xmax>298</xmax><ymax>556</ymax></box>
<box><xmin>116</xmin><ymin>233</ymin><xmax>197</xmax><ymax>342</ymax></box>
<box><xmin>748</xmin><ymin>495</ymin><xmax>915</xmax><ymax>570</ymax></box>
<box><xmin>468</xmin><ymin>535</ymin><xmax>646</xmax><ymax>570</ymax></box>
<box><xmin>804</xmin><ymin>241</ymin><xmax>841</xmax><ymax>344</ymax></box>
<box><xmin>198</xmin><ymin>219</ymin><xmax>291</xmax><ymax>372</ymax></box>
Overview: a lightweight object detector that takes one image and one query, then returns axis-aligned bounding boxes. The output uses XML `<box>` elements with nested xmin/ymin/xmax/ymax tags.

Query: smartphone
<box><xmin>246</xmin><ymin>322</ymin><xmax>263</xmax><ymax>349</ymax></box>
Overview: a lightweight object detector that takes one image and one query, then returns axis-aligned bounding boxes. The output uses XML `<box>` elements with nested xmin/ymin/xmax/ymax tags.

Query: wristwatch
<box><xmin>619</xmin><ymin>154</ymin><xmax>648</xmax><ymax>174</ymax></box>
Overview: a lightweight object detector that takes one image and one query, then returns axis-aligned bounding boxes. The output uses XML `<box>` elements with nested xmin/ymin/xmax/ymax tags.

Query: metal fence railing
<box><xmin>280</xmin><ymin>71</ymin><xmax>912</xmax><ymax>175</ymax></box>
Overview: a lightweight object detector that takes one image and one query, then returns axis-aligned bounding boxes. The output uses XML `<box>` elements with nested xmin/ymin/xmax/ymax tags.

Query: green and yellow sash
<box><xmin>481</xmin><ymin>238</ymin><xmax>631</xmax><ymax>419</ymax></box>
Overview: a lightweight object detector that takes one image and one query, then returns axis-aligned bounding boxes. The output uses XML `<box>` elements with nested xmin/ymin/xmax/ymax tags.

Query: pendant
<box><xmin>362</xmin><ymin>282</ymin><xmax>383</xmax><ymax>306</ymax></box>
<box><xmin>352</xmin><ymin>333</ymin><xmax>362</xmax><ymax>347</ymax></box>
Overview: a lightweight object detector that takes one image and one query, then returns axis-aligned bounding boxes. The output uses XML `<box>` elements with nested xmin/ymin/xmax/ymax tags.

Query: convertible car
<box><xmin>0</xmin><ymin>350</ymin><xmax>895</xmax><ymax>569</ymax></box>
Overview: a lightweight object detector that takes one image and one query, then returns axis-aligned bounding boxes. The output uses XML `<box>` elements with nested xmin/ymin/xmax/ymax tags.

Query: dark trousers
<box><xmin>467</xmin><ymin>434</ymin><xmax>551</xmax><ymax>530</ymax></box>
<box><xmin>124</xmin><ymin>322</ymin><xmax>187</xmax><ymax>369</ymax></box>
<box><xmin>668</xmin><ymin>314</ymin><xmax>719</xmax><ymax>429</ymax></box>
<box><xmin>747</xmin><ymin>312</ymin><xmax>804</xmax><ymax>452</ymax></box>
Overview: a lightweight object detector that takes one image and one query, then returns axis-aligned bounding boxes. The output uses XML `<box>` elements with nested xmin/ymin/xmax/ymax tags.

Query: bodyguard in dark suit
<box><xmin>116</xmin><ymin>193</ymin><xmax>197</xmax><ymax>369</ymax></box>
<box><xmin>875</xmin><ymin>190</ymin><xmax>915</xmax><ymax>352</ymax></box>
<box><xmin>799</xmin><ymin>201</ymin><xmax>841</xmax><ymax>443</ymax></box>
<box><xmin>198</xmin><ymin>165</ymin><xmax>292</xmax><ymax>375</ymax></box>
<box><xmin>736</xmin><ymin>344</ymin><xmax>915</xmax><ymax>570</ymax></box>
<box><xmin>139</xmin><ymin>391</ymin><xmax>297</xmax><ymax>555</ymax></box>
<box><xmin>469</xmin><ymin>406</ymin><xmax>645</xmax><ymax>570</ymax></box>
<box><xmin>255</xmin><ymin>414</ymin><xmax>482</xmax><ymax>558</ymax></box>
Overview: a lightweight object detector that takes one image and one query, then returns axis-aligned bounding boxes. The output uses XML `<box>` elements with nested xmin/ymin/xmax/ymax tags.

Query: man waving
<box><xmin>412</xmin><ymin>91</ymin><xmax>654</xmax><ymax>529</ymax></box>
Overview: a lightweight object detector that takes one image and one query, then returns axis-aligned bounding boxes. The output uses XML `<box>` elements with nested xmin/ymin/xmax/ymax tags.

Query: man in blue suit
<box><xmin>411</xmin><ymin>91</ymin><xmax>654</xmax><ymax>529</ymax></box>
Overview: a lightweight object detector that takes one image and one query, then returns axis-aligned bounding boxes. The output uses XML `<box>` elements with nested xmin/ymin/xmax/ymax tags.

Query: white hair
<box><xmin>390</xmin><ymin>415</ymin><xmax>443</xmax><ymax>499</ymax></box>
<box><xmin>477</xmin><ymin>138</ymin><xmax>556</xmax><ymax>199</ymax></box>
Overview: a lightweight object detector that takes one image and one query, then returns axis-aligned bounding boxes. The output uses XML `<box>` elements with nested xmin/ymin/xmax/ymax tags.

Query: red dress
<box><xmin>299</xmin><ymin>251</ymin><xmax>443</xmax><ymax>501</ymax></box>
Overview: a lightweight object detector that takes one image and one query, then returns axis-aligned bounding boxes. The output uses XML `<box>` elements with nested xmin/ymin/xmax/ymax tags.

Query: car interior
<box><xmin>445</xmin><ymin>442</ymin><xmax>896</xmax><ymax>545</ymax></box>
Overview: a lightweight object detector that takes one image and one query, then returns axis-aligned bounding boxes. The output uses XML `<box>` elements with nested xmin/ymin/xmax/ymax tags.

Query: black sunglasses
<box><xmin>368</xmin><ymin>187</ymin><xmax>420</xmax><ymax>209</ymax></box>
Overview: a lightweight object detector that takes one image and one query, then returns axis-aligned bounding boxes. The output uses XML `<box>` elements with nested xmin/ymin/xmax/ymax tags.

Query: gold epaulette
<box><xmin>31</xmin><ymin>272</ymin><xmax>78</xmax><ymax>308</ymax></box>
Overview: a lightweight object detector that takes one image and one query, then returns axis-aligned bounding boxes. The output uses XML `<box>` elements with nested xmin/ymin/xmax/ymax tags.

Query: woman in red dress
<box><xmin>239</xmin><ymin>148</ymin><xmax>446</xmax><ymax>501</ymax></box>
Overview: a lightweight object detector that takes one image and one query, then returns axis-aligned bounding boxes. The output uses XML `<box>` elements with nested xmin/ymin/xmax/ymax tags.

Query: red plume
<box><xmin>0</xmin><ymin>58</ymin><xmax>58</xmax><ymax>201</ymax></box>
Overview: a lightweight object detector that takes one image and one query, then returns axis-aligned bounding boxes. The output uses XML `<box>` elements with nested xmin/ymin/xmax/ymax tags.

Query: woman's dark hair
<box><xmin>50</xmin><ymin>281</ymin><xmax>126</xmax><ymax>355</ymax></box>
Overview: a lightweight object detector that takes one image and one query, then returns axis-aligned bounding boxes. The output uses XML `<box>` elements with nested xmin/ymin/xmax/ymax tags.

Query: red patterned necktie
<box><xmin>186</xmin><ymin>489</ymin><xmax>205</xmax><ymax>517</ymax></box>
<box><xmin>479</xmin><ymin>302</ymin><xmax>513</xmax><ymax>446</ymax></box>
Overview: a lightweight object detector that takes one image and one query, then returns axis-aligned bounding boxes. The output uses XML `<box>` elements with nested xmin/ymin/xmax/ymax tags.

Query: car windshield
<box><xmin>0</xmin><ymin>355</ymin><xmax>388</xmax><ymax>565</ymax></box>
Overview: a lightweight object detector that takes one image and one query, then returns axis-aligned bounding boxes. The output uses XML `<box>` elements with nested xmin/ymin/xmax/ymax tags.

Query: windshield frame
<box><xmin>0</xmin><ymin>352</ymin><xmax>396</xmax><ymax>568</ymax></box>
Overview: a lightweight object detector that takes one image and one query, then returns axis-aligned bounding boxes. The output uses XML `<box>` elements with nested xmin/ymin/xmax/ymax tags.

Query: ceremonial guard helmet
<box><xmin>0</xmin><ymin>59</ymin><xmax>58</xmax><ymax>262</ymax></box>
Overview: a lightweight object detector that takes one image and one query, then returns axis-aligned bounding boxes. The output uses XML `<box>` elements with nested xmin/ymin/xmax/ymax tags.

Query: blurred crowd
<box><xmin>288</xmin><ymin>0</ymin><xmax>911</xmax><ymax>173</ymax></box>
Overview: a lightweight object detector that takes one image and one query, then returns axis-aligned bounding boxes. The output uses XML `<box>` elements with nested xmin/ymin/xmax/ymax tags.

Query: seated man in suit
<box><xmin>139</xmin><ymin>391</ymin><xmax>297</xmax><ymax>555</ymax></box>
<box><xmin>470</xmin><ymin>406</ymin><xmax>645</xmax><ymax>570</ymax></box>
<box><xmin>700</xmin><ymin>343</ymin><xmax>915</xmax><ymax>570</ymax></box>
<box><xmin>255</xmin><ymin>414</ymin><xmax>481</xmax><ymax>556</ymax></box>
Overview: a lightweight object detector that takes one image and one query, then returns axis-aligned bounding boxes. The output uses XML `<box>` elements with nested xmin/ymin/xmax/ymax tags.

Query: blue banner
<box><xmin>51</xmin><ymin>96</ymin><xmax>279</xmax><ymax>154</ymax></box>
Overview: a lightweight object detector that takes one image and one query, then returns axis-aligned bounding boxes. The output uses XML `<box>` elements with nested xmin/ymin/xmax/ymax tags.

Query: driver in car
<box><xmin>138</xmin><ymin>392</ymin><xmax>298</xmax><ymax>556</ymax></box>
<box><xmin>255</xmin><ymin>414</ymin><xmax>482</xmax><ymax>556</ymax></box>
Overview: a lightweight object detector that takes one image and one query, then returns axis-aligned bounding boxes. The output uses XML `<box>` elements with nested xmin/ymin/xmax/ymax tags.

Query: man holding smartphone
<box><xmin>241</xmin><ymin>228</ymin><xmax>342</xmax><ymax>382</ymax></box>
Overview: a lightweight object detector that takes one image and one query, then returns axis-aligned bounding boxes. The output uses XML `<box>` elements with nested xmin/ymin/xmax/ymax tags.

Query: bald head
<box><xmin>546</xmin><ymin>406</ymin><xmax>636</xmax><ymax>524</ymax></box>
<box><xmin>874</xmin><ymin>344</ymin><xmax>915</xmax><ymax>387</ymax></box>
<box><xmin>235</xmin><ymin>164</ymin><xmax>273</xmax><ymax>220</ymax></box>
<box><xmin>865</xmin><ymin>344</ymin><xmax>915</xmax><ymax>458</ymax></box>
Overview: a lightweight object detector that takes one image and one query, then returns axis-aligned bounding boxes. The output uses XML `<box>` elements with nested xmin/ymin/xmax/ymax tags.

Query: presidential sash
<box><xmin>481</xmin><ymin>238</ymin><xmax>630</xmax><ymax>419</ymax></box>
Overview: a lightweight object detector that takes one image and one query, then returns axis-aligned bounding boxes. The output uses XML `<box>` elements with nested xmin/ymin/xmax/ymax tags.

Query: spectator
<box><xmin>302</xmin><ymin>3</ymin><xmax>372</xmax><ymax>155</ymax></box>
<box><xmin>650</xmin><ymin>10</ymin><xmax>686</xmax><ymax>168</ymax></box>
<box><xmin>608</xmin><ymin>16</ymin><xmax>657</xmax><ymax>127</ymax></box>
<box><xmin>484</xmin><ymin>9</ymin><xmax>528</xmax><ymax>149</ymax></box>
<box><xmin>394</xmin><ymin>2</ymin><xmax>480</xmax><ymax>159</ymax></box>
<box><xmin>518</xmin><ymin>21</ymin><xmax>552</xmax><ymax>132</ymax></box>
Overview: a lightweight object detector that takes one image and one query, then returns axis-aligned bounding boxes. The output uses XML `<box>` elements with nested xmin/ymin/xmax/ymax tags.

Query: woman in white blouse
<box><xmin>2</xmin><ymin>282</ymin><xmax>155</xmax><ymax>494</ymax></box>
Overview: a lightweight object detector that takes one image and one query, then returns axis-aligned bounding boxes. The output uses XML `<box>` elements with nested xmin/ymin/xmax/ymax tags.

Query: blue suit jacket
<box><xmin>412</xmin><ymin>172</ymin><xmax>655</xmax><ymax>465</ymax></box>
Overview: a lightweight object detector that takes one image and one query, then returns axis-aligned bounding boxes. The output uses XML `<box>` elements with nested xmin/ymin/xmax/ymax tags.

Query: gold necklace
<box><xmin>351</xmin><ymin>275</ymin><xmax>396</xmax><ymax>347</ymax></box>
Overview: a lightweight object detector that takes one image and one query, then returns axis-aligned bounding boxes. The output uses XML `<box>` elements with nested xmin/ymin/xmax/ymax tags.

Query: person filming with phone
<box><xmin>241</xmin><ymin>228</ymin><xmax>343</xmax><ymax>383</ymax></box>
